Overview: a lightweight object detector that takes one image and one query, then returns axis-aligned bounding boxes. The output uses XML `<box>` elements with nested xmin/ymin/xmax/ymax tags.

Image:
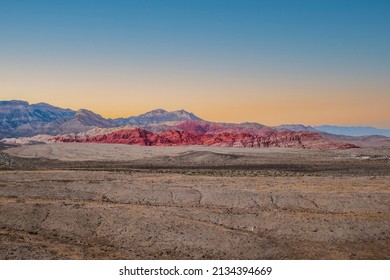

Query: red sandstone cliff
<box><xmin>52</xmin><ymin>127</ymin><xmax>358</xmax><ymax>150</ymax></box>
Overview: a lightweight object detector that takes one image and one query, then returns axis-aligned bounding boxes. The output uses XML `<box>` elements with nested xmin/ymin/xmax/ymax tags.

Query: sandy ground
<box><xmin>5</xmin><ymin>142</ymin><xmax>343</xmax><ymax>161</ymax></box>
<box><xmin>0</xmin><ymin>143</ymin><xmax>389</xmax><ymax>259</ymax></box>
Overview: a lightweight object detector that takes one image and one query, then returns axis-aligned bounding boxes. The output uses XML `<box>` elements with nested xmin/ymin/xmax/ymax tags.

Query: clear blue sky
<box><xmin>1</xmin><ymin>0</ymin><xmax>389</xmax><ymax>127</ymax></box>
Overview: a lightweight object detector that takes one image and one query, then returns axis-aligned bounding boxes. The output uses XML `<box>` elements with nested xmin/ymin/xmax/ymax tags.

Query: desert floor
<box><xmin>0</xmin><ymin>143</ymin><xmax>389</xmax><ymax>259</ymax></box>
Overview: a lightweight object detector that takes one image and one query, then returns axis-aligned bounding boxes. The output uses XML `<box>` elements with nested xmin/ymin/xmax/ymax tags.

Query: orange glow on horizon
<box><xmin>1</xmin><ymin>62</ymin><xmax>389</xmax><ymax>128</ymax></box>
<box><xmin>1</xmin><ymin>86</ymin><xmax>389</xmax><ymax>129</ymax></box>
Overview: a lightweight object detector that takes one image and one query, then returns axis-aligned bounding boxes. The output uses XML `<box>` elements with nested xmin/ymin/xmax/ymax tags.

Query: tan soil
<box><xmin>0</xmin><ymin>143</ymin><xmax>389</xmax><ymax>259</ymax></box>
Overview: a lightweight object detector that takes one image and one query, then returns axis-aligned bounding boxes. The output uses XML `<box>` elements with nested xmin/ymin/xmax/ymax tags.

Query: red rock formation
<box><xmin>52</xmin><ymin>127</ymin><xmax>359</xmax><ymax>150</ymax></box>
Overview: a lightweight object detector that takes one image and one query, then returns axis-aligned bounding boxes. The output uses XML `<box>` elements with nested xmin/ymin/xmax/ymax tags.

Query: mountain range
<box><xmin>0</xmin><ymin>100</ymin><xmax>201</xmax><ymax>138</ymax></box>
<box><xmin>313</xmin><ymin>125</ymin><xmax>390</xmax><ymax>137</ymax></box>
<box><xmin>1</xmin><ymin>100</ymin><xmax>389</xmax><ymax>149</ymax></box>
<box><xmin>275</xmin><ymin>124</ymin><xmax>390</xmax><ymax>137</ymax></box>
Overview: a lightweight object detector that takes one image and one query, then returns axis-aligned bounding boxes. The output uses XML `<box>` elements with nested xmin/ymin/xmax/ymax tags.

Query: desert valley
<box><xmin>0</xmin><ymin>101</ymin><xmax>389</xmax><ymax>259</ymax></box>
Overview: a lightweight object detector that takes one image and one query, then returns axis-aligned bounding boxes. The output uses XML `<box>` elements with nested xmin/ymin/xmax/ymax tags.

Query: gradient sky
<box><xmin>0</xmin><ymin>0</ymin><xmax>389</xmax><ymax>127</ymax></box>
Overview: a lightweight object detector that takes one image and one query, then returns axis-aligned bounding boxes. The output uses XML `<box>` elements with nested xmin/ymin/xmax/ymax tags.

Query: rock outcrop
<box><xmin>52</xmin><ymin>128</ymin><xmax>358</xmax><ymax>150</ymax></box>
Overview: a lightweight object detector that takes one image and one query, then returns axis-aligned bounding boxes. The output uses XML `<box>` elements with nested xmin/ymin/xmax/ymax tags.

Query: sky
<box><xmin>0</xmin><ymin>0</ymin><xmax>389</xmax><ymax>128</ymax></box>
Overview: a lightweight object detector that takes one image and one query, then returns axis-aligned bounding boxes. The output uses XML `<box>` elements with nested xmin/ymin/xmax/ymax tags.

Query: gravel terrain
<box><xmin>0</xmin><ymin>143</ymin><xmax>389</xmax><ymax>259</ymax></box>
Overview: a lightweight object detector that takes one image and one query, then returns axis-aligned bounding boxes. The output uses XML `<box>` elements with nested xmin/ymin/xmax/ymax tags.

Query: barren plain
<box><xmin>0</xmin><ymin>143</ymin><xmax>389</xmax><ymax>259</ymax></box>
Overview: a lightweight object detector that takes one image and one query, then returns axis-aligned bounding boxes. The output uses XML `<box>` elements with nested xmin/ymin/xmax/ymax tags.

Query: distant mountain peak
<box><xmin>69</xmin><ymin>109</ymin><xmax>114</xmax><ymax>128</ymax></box>
<box><xmin>0</xmin><ymin>100</ymin><xmax>76</xmax><ymax>138</ymax></box>
<box><xmin>142</xmin><ymin>109</ymin><xmax>168</xmax><ymax>116</ymax></box>
<box><xmin>172</xmin><ymin>109</ymin><xmax>198</xmax><ymax>117</ymax></box>
<box><xmin>76</xmin><ymin>108</ymin><xmax>97</xmax><ymax>115</ymax></box>
<box><xmin>275</xmin><ymin>124</ymin><xmax>318</xmax><ymax>132</ymax></box>
<box><xmin>34</xmin><ymin>102</ymin><xmax>52</xmax><ymax>106</ymax></box>
<box><xmin>0</xmin><ymin>100</ymin><xmax>29</xmax><ymax>106</ymax></box>
<box><xmin>115</xmin><ymin>108</ymin><xmax>203</xmax><ymax>126</ymax></box>
<box><xmin>174</xmin><ymin>109</ymin><xmax>190</xmax><ymax>113</ymax></box>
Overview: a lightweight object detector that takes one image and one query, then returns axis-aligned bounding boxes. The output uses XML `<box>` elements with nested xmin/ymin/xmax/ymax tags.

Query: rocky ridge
<box><xmin>52</xmin><ymin>127</ymin><xmax>358</xmax><ymax>150</ymax></box>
